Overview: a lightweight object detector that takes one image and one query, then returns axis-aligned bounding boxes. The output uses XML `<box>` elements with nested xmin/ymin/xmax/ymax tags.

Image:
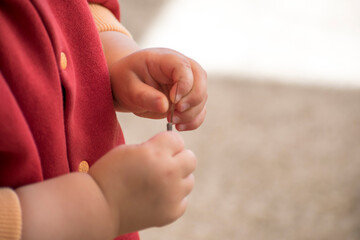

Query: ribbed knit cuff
<box><xmin>0</xmin><ymin>188</ymin><xmax>22</xmax><ymax>240</ymax></box>
<box><xmin>88</xmin><ymin>3</ymin><xmax>132</xmax><ymax>38</ymax></box>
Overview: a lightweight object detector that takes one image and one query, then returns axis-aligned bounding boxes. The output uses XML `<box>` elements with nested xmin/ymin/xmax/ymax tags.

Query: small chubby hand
<box><xmin>89</xmin><ymin>131</ymin><xmax>197</xmax><ymax>234</ymax></box>
<box><xmin>110</xmin><ymin>48</ymin><xmax>207</xmax><ymax>131</ymax></box>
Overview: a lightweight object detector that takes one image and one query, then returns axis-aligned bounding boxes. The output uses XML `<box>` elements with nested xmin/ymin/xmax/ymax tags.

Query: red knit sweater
<box><xmin>0</xmin><ymin>0</ymin><xmax>138</xmax><ymax>239</ymax></box>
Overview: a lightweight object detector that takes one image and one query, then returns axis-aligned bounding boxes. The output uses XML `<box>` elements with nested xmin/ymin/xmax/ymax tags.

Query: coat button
<box><xmin>60</xmin><ymin>52</ymin><xmax>67</xmax><ymax>70</ymax></box>
<box><xmin>78</xmin><ymin>160</ymin><xmax>89</xmax><ymax>173</ymax></box>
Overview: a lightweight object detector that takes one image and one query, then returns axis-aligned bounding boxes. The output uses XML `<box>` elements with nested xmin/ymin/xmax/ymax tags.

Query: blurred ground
<box><xmin>118</xmin><ymin>77</ymin><xmax>360</xmax><ymax>240</ymax></box>
<box><xmin>118</xmin><ymin>1</ymin><xmax>360</xmax><ymax>239</ymax></box>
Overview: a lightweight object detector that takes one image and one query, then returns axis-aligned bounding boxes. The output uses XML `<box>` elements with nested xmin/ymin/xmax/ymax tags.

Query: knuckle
<box><xmin>185</xmin><ymin>175</ymin><xmax>195</xmax><ymax>193</ymax></box>
<box><xmin>191</xmin><ymin>58</ymin><xmax>207</xmax><ymax>79</ymax></box>
<box><xmin>186</xmin><ymin>150</ymin><xmax>197</xmax><ymax>169</ymax></box>
<box><xmin>193</xmin><ymin>90</ymin><xmax>204</xmax><ymax>104</ymax></box>
<box><xmin>189</xmin><ymin>174</ymin><xmax>195</xmax><ymax>185</ymax></box>
<box><xmin>204</xmin><ymin>92</ymin><xmax>208</xmax><ymax>102</ymax></box>
<box><xmin>198</xmin><ymin>108</ymin><xmax>207</xmax><ymax>124</ymax></box>
<box><xmin>201</xmin><ymin>107</ymin><xmax>207</xmax><ymax>122</ymax></box>
<box><xmin>184</xmin><ymin>110</ymin><xmax>206</xmax><ymax>131</ymax></box>
<box><xmin>191</xmin><ymin>87</ymin><xmax>207</xmax><ymax>105</ymax></box>
<box><xmin>181</xmin><ymin>58</ymin><xmax>192</xmax><ymax>70</ymax></box>
<box><xmin>201</xmin><ymin>68</ymin><xmax>207</xmax><ymax>81</ymax></box>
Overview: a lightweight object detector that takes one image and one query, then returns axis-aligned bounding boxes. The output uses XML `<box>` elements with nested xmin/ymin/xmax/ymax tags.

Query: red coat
<box><xmin>0</xmin><ymin>0</ymin><xmax>138</xmax><ymax>239</ymax></box>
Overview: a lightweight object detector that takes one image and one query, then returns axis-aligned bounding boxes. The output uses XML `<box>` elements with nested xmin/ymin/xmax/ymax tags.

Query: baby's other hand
<box><xmin>89</xmin><ymin>131</ymin><xmax>197</xmax><ymax>235</ymax></box>
<box><xmin>110</xmin><ymin>48</ymin><xmax>207</xmax><ymax>131</ymax></box>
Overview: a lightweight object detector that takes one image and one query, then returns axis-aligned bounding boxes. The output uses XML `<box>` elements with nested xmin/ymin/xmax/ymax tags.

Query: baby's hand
<box><xmin>110</xmin><ymin>48</ymin><xmax>207</xmax><ymax>131</ymax></box>
<box><xmin>89</xmin><ymin>132</ymin><xmax>196</xmax><ymax>235</ymax></box>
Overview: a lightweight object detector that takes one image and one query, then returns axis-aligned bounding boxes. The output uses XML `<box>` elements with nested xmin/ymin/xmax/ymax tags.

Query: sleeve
<box><xmin>88</xmin><ymin>0</ymin><xmax>121</xmax><ymax>19</ymax></box>
<box><xmin>0</xmin><ymin>188</ymin><xmax>22</xmax><ymax>240</ymax></box>
<box><xmin>88</xmin><ymin>3</ymin><xmax>132</xmax><ymax>38</ymax></box>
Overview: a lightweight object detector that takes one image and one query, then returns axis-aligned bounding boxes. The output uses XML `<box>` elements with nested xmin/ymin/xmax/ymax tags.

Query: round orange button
<box><xmin>60</xmin><ymin>52</ymin><xmax>67</xmax><ymax>70</ymax></box>
<box><xmin>78</xmin><ymin>160</ymin><xmax>89</xmax><ymax>173</ymax></box>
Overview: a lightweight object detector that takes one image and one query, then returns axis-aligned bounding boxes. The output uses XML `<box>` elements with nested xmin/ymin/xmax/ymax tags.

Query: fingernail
<box><xmin>177</xmin><ymin>124</ymin><xmax>186</xmax><ymax>131</ymax></box>
<box><xmin>175</xmin><ymin>94</ymin><xmax>182</xmax><ymax>103</ymax></box>
<box><xmin>173</xmin><ymin>116</ymin><xmax>180</xmax><ymax>124</ymax></box>
<box><xmin>180</xmin><ymin>103</ymin><xmax>190</xmax><ymax>112</ymax></box>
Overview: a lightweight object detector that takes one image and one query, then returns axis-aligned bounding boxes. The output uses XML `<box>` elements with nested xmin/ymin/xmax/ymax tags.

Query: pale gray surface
<box><xmin>118</xmin><ymin>77</ymin><xmax>360</xmax><ymax>240</ymax></box>
<box><xmin>117</xmin><ymin>1</ymin><xmax>360</xmax><ymax>239</ymax></box>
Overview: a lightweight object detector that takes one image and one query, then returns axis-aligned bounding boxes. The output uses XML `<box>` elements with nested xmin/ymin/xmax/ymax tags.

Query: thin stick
<box><xmin>167</xmin><ymin>84</ymin><xmax>179</xmax><ymax>131</ymax></box>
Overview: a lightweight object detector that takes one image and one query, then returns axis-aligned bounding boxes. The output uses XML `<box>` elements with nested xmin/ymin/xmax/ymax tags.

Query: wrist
<box><xmin>88</xmin><ymin>147</ymin><xmax>143</xmax><ymax>235</ymax></box>
<box><xmin>16</xmin><ymin>173</ymin><xmax>118</xmax><ymax>240</ymax></box>
<box><xmin>87</xmin><ymin>170</ymin><xmax>121</xmax><ymax>236</ymax></box>
<box><xmin>99</xmin><ymin>31</ymin><xmax>140</xmax><ymax>71</ymax></box>
<box><xmin>82</xmin><ymin>173</ymin><xmax>119</xmax><ymax>238</ymax></box>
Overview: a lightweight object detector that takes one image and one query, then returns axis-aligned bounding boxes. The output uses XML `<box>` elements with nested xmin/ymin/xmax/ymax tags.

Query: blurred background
<box><xmin>117</xmin><ymin>0</ymin><xmax>360</xmax><ymax>239</ymax></box>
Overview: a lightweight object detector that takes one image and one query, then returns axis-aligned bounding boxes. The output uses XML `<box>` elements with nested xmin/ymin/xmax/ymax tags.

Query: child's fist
<box><xmin>110</xmin><ymin>48</ymin><xmax>207</xmax><ymax>131</ymax></box>
<box><xmin>89</xmin><ymin>131</ymin><xmax>197</xmax><ymax>235</ymax></box>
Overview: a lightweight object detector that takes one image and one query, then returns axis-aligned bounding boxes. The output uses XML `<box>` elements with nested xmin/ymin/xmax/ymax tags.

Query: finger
<box><xmin>176</xmin><ymin>59</ymin><xmax>207</xmax><ymax>113</ymax></box>
<box><xmin>174</xmin><ymin>149</ymin><xmax>197</xmax><ymax>177</ymax></box>
<box><xmin>147</xmin><ymin>49</ymin><xmax>194</xmax><ymax>102</ymax></box>
<box><xmin>169</xmin><ymin>196</ymin><xmax>188</xmax><ymax>224</ymax></box>
<box><xmin>146</xmin><ymin>131</ymin><xmax>184</xmax><ymax>155</ymax></box>
<box><xmin>182</xmin><ymin>174</ymin><xmax>195</xmax><ymax>197</ymax></box>
<box><xmin>169</xmin><ymin>94</ymin><xmax>207</xmax><ymax>124</ymax></box>
<box><xmin>170</xmin><ymin>64</ymin><xmax>193</xmax><ymax>104</ymax></box>
<box><xmin>176</xmin><ymin>107</ymin><xmax>207</xmax><ymax>131</ymax></box>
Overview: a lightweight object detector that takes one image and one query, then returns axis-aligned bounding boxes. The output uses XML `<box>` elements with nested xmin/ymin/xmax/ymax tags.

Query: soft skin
<box><xmin>16</xmin><ymin>31</ymin><xmax>207</xmax><ymax>239</ymax></box>
<box><xmin>89</xmin><ymin>132</ymin><xmax>197</xmax><ymax>234</ymax></box>
<box><xmin>17</xmin><ymin>132</ymin><xmax>196</xmax><ymax>239</ymax></box>
<box><xmin>100</xmin><ymin>31</ymin><xmax>207</xmax><ymax>131</ymax></box>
